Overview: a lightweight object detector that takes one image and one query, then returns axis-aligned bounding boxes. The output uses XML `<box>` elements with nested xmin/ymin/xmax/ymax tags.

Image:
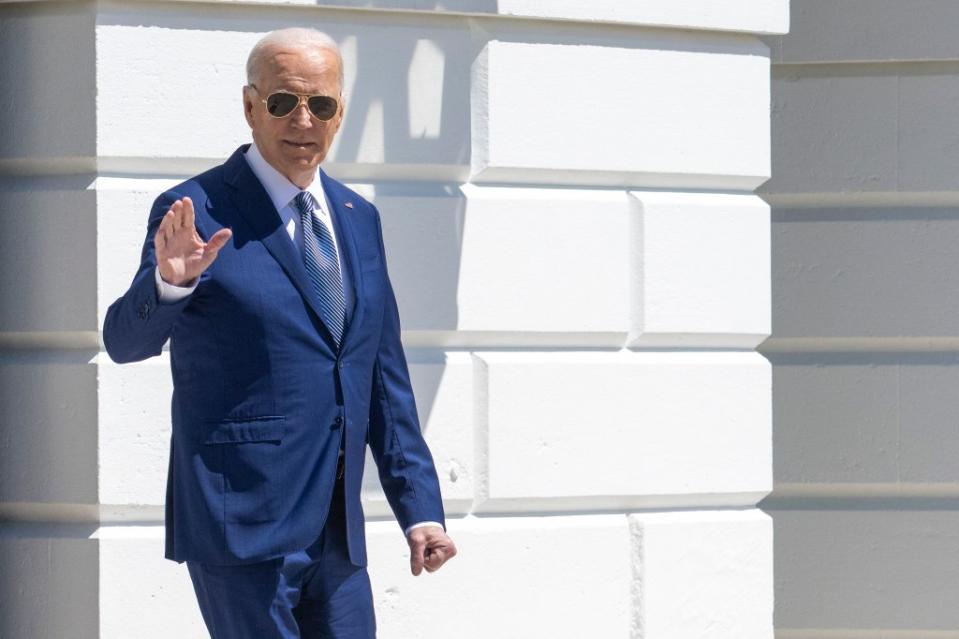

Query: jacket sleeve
<box><xmin>367</xmin><ymin>205</ymin><xmax>447</xmax><ymax>534</ymax></box>
<box><xmin>102</xmin><ymin>190</ymin><xmax>197</xmax><ymax>364</ymax></box>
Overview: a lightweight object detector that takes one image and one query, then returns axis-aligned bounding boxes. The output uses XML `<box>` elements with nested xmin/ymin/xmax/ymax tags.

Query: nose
<box><xmin>290</xmin><ymin>101</ymin><xmax>312</xmax><ymax>128</ymax></box>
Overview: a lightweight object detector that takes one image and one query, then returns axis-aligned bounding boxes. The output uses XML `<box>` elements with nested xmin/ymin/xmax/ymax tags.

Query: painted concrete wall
<box><xmin>0</xmin><ymin>1</ymin><xmax>786</xmax><ymax>636</ymax></box>
<box><xmin>761</xmin><ymin>1</ymin><xmax>959</xmax><ymax>637</ymax></box>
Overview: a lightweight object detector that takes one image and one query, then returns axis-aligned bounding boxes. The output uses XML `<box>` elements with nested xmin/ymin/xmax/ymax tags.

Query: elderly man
<box><xmin>103</xmin><ymin>27</ymin><xmax>455</xmax><ymax>638</ymax></box>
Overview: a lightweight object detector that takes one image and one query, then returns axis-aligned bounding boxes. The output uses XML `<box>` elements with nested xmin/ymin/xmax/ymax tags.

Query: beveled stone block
<box><xmin>474</xmin><ymin>351</ymin><xmax>772</xmax><ymax>511</ymax></box>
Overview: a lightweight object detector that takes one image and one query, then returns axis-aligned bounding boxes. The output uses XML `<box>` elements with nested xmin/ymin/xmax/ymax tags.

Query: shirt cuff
<box><xmin>155</xmin><ymin>266</ymin><xmax>198</xmax><ymax>303</ymax></box>
<box><xmin>404</xmin><ymin>521</ymin><xmax>444</xmax><ymax>537</ymax></box>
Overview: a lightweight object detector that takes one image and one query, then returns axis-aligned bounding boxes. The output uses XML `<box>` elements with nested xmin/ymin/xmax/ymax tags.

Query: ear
<box><xmin>242</xmin><ymin>86</ymin><xmax>255</xmax><ymax>128</ymax></box>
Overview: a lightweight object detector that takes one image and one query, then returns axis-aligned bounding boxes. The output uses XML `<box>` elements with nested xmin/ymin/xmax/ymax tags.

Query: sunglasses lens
<box><xmin>265</xmin><ymin>93</ymin><xmax>299</xmax><ymax>117</ymax></box>
<box><xmin>307</xmin><ymin>96</ymin><xmax>338</xmax><ymax>120</ymax></box>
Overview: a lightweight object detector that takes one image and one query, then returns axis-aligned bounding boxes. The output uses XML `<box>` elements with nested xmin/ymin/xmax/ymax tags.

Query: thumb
<box><xmin>410</xmin><ymin>539</ymin><xmax>426</xmax><ymax>576</ymax></box>
<box><xmin>199</xmin><ymin>228</ymin><xmax>232</xmax><ymax>267</ymax></box>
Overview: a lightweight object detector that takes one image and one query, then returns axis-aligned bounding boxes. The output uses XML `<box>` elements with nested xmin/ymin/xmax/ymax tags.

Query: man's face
<box><xmin>243</xmin><ymin>46</ymin><xmax>344</xmax><ymax>187</ymax></box>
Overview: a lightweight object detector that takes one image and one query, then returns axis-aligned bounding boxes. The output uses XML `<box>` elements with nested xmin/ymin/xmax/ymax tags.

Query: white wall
<box><xmin>761</xmin><ymin>1</ymin><xmax>959</xmax><ymax>636</ymax></box>
<box><xmin>0</xmin><ymin>1</ymin><xmax>786</xmax><ymax>636</ymax></box>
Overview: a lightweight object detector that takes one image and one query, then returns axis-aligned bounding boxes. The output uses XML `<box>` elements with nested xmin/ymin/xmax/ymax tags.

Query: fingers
<box><xmin>425</xmin><ymin>539</ymin><xmax>457</xmax><ymax>572</ymax></box>
<box><xmin>163</xmin><ymin>197</ymin><xmax>193</xmax><ymax>235</ymax></box>
<box><xmin>155</xmin><ymin>209</ymin><xmax>176</xmax><ymax>255</ymax></box>
<box><xmin>169</xmin><ymin>199</ymin><xmax>184</xmax><ymax>231</ymax></box>
<box><xmin>424</xmin><ymin>547</ymin><xmax>447</xmax><ymax>572</ymax></box>
<box><xmin>181</xmin><ymin>196</ymin><xmax>195</xmax><ymax>232</ymax></box>
<box><xmin>154</xmin><ymin>220</ymin><xmax>168</xmax><ymax>253</ymax></box>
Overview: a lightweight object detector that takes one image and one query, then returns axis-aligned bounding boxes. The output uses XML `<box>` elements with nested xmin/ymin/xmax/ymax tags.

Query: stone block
<box><xmin>473</xmin><ymin>351</ymin><xmax>772</xmax><ymax>512</ymax></box>
<box><xmin>770</xmin><ymin>354</ymin><xmax>959</xmax><ymax>489</ymax></box>
<box><xmin>769</xmin><ymin>208</ymin><xmax>959</xmax><ymax>341</ymax></box>
<box><xmin>630</xmin><ymin>192</ymin><xmax>770</xmax><ymax>348</ymax></box>
<box><xmin>451</xmin><ymin>187</ymin><xmax>631</xmax><ymax>338</ymax></box>
<box><xmin>473</xmin><ymin>37</ymin><xmax>771</xmax><ymax>188</ymax></box>
<box><xmin>0</xmin><ymin>189</ymin><xmax>98</xmax><ymax>334</ymax></box>
<box><xmin>898</xmin><ymin>70</ymin><xmax>959</xmax><ymax>193</ymax></box>
<box><xmin>494</xmin><ymin>0</ymin><xmax>789</xmax><ymax>34</ymax></box>
<box><xmin>764</xmin><ymin>72</ymin><xmax>900</xmax><ymax>196</ymax></box>
<box><xmin>0</xmin><ymin>355</ymin><xmax>98</xmax><ymax>505</ymax></box>
<box><xmin>767</xmin><ymin>0</ymin><xmax>959</xmax><ymax>63</ymax></box>
<box><xmin>630</xmin><ymin>509</ymin><xmax>773</xmax><ymax>638</ymax></box>
<box><xmin>765</xmin><ymin>67</ymin><xmax>959</xmax><ymax>196</ymax></box>
<box><xmin>770</xmin><ymin>507</ymin><xmax>959</xmax><ymax>631</ymax></box>
<box><xmin>769</xmin><ymin>356</ymin><xmax>901</xmax><ymax>487</ymax></box>
<box><xmin>0</xmin><ymin>524</ymin><xmax>99</xmax><ymax>639</ymax></box>
<box><xmin>0</xmin><ymin>3</ymin><xmax>95</xmax><ymax>166</ymax></box>
<box><xmin>897</xmin><ymin>359</ymin><xmax>959</xmax><ymax>484</ymax></box>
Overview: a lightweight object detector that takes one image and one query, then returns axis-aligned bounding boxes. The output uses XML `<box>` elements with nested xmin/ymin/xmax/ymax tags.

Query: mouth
<box><xmin>283</xmin><ymin>140</ymin><xmax>318</xmax><ymax>150</ymax></box>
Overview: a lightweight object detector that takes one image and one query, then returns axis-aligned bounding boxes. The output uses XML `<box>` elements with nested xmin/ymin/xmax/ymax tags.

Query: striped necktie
<box><xmin>293</xmin><ymin>191</ymin><xmax>346</xmax><ymax>346</ymax></box>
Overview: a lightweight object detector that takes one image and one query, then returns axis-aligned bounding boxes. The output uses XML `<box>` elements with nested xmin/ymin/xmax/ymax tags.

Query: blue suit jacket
<box><xmin>103</xmin><ymin>145</ymin><xmax>446</xmax><ymax>566</ymax></box>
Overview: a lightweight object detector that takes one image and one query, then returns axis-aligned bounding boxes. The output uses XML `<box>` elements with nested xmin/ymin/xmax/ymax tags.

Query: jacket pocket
<box><xmin>202</xmin><ymin>416</ymin><xmax>286</xmax><ymax>445</ymax></box>
<box><xmin>201</xmin><ymin>416</ymin><xmax>288</xmax><ymax>525</ymax></box>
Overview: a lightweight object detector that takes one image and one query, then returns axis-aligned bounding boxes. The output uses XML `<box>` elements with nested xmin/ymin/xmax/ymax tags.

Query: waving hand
<box><xmin>155</xmin><ymin>197</ymin><xmax>232</xmax><ymax>286</ymax></box>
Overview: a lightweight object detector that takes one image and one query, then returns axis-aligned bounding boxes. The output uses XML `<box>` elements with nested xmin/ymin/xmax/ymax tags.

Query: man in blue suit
<box><xmin>103</xmin><ymin>27</ymin><xmax>456</xmax><ymax>638</ymax></box>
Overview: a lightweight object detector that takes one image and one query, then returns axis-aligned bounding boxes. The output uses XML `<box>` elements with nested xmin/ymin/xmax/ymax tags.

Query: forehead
<box><xmin>259</xmin><ymin>46</ymin><xmax>341</xmax><ymax>92</ymax></box>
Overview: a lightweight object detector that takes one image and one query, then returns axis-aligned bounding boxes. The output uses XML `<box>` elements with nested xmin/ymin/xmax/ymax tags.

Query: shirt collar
<box><xmin>244</xmin><ymin>142</ymin><xmax>329</xmax><ymax>217</ymax></box>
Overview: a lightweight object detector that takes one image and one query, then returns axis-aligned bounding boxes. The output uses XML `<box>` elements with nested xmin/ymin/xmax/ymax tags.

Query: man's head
<box><xmin>243</xmin><ymin>28</ymin><xmax>345</xmax><ymax>188</ymax></box>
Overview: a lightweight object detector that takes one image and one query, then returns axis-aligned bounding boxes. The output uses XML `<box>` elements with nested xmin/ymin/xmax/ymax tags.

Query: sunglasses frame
<box><xmin>248</xmin><ymin>84</ymin><xmax>340</xmax><ymax>121</ymax></box>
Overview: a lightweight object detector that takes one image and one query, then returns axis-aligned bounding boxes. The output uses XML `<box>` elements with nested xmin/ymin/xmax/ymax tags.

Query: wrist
<box><xmin>155</xmin><ymin>266</ymin><xmax>199</xmax><ymax>304</ymax></box>
<box><xmin>159</xmin><ymin>268</ymin><xmax>195</xmax><ymax>288</ymax></box>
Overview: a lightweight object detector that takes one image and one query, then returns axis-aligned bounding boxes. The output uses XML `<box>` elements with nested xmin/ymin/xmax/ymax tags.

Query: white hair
<box><xmin>246</xmin><ymin>28</ymin><xmax>344</xmax><ymax>88</ymax></box>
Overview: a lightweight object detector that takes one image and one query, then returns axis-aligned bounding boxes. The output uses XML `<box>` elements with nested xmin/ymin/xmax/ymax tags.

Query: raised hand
<box><xmin>407</xmin><ymin>526</ymin><xmax>457</xmax><ymax>576</ymax></box>
<box><xmin>155</xmin><ymin>197</ymin><xmax>232</xmax><ymax>287</ymax></box>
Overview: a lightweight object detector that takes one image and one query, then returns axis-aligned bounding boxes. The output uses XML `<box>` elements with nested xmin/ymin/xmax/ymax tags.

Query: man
<box><xmin>103</xmin><ymin>27</ymin><xmax>456</xmax><ymax>638</ymax></box>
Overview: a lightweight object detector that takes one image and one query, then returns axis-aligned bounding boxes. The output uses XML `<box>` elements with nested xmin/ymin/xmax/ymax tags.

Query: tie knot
<box><xmin>294</xmin><ymin>191</ymin><xmax>316</xmax><ymax>216</ymax></box>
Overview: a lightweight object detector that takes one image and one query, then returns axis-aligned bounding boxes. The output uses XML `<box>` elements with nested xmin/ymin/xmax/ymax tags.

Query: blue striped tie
<box><xmin>294</xmin><ymin>191</ymin><xmax>346</xmax><ymax>346</ymax></box>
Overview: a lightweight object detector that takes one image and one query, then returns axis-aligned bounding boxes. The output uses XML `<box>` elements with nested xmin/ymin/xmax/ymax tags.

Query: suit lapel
<box><xmin>222</xmin><ymin>146</ymin><xmax>340</xmax><ymax>350</ymax></box>
<box><xmin>322</xmin><ymin>169</ymin><xmax>366</xmax><ymax>350</ymax></box>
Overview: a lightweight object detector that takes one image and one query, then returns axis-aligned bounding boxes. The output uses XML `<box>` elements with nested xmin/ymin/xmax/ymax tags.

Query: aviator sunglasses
<box><xmin>249</xmin><ymin>84</ymin><xmax>340</xmax><ymax>121</ymax></box>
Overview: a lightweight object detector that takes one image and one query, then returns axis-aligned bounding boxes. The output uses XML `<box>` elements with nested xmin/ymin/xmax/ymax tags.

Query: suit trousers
<box><xmin>186</xmin><ymin>456</ymin><xmax>376</xmax><ymax>639</ymax></box>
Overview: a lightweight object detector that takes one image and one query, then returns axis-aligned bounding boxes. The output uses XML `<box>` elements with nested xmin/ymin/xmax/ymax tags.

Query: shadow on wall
<box><xmin>330</xmin><ymin>4</ymin><xmax>486</xmax><ymax>171</ymax></box>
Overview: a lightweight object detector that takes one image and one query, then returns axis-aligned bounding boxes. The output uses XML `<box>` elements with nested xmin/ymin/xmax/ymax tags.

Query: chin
<box><xmin>280</xmin><ymin>154</ymin><xmax>317</xmax><ymax>169</ymax></box>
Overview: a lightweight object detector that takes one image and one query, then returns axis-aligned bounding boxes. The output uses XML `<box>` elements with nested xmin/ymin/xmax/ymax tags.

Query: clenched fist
<box><xmin>407</xmin><ymin>526</ymin><xmax>457</xmax><ymax>576</ymax></box>
<box><xmin>155</xmin><ymin>196</ymin><xmax>232</xmax><ymax>287</ymax></box>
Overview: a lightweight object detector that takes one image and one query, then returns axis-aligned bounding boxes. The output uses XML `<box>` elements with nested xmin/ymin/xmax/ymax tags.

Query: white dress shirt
<box><xmin>154</xmin><ymin>143</ymin><xmax>441</xmax><ymax>537</ymax></box>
